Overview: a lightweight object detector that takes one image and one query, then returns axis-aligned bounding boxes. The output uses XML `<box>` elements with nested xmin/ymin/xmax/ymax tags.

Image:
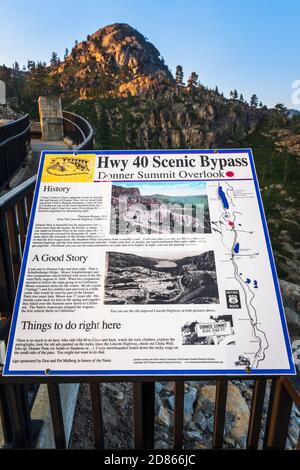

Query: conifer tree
<box><xmin>97</xmin><ymin>107</ymin><xmax>111</xmax><ymax>149</ymax></box>
<box><xmin>175</xmin><ymin>65</ymin><xmax>184</xmax><ymax>85</ymax></box>
<box><xmin>50</xmin><ymin>52</ymin><xmax>59</xmax><ymax>67</ymax></box>
<box><xmin>274</xmin><ymin>103</ymin><xmax>288</xmax><ymax>116</ymax></box>
<box><xmin>250</xmin><ymin>94</ymin><xmax>259</xmax><ymax>107</ymax></box>
<box><xmin>27</xmin><ymin>60</ymin><xmax>36</xmax><ymax>71</ymax></box>
<box><xmin>187</xmin><ymin>72</ymin><xmax>198</xmax><ymax>88</ymax></box>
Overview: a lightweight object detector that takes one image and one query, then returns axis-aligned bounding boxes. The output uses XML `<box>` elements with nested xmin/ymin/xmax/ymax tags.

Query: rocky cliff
<box><xmin>48</xmin><ymin>23</ymin><xmax>265</xmax><ymax>148</ymax></box>
<box><xmin>52</xmin><ymin>23</ymin><xmax>174</xmax><ymax>99</ymax></box>
<box><xmin>0</xmin><ymin>104</ymin><xmax>21</xmax><ymax>122</ymax></box>
<box><xmin>111</xmin><ymin>184</ymin><xmax>141</xmax><ymax>198</ymax></box>
<box><xmin>71</xmin><ymin>84</ymin><xmax>265</xmax><ymax>150</ymax></box>
<box><xmin>2</xmin><ymin>23</ymin><xmax>266</xmax><ymax>150</ymax></box>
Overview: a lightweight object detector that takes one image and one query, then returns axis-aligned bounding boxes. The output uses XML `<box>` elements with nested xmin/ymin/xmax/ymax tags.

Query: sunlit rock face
<box><xmin>53</xmin><ymin>23</ymin><xmax>174</xmax><ymax>98</ymax></box>
<box><xmin>90</xmin><ymin>23</ymin><xmax>173</xmax><ymax>78</ymax></box>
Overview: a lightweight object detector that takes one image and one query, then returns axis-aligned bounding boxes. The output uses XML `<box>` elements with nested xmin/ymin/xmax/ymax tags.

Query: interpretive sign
<box><xmin>3</xmin><ymin>149</ymin><xmax>295</xmax><ymax>376</ymax></box>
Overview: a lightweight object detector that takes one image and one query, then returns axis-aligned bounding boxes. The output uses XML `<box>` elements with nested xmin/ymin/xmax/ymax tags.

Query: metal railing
<box><xmin>0</xmin><ymin>174</ymin><xmax>299</xmax><ymax>449</ymax></box>
<box><xmin>0</xmin><ymin>110</ymin><xmax>94</xmax><ymax>190</ymax></box>
<box><xmin>0</xmin><ymin>374</ymin><xmax>299</xmax><ymax>449</ymax></box>
<box><xmin>62</xmin><ymin>111</ymin><xmax>94</xmax><ymax>149</ymax></box>
<box><xmin>0</xmin><ymin>114</ymin><xmax>30</xmax><ymax>189</ymax></box>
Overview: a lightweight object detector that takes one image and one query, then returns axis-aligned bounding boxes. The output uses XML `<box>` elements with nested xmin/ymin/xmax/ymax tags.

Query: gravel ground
<box><xmin>69</xmin><ymin>383</ymin><xmax>133</xmax><ymax>449</ymax></box>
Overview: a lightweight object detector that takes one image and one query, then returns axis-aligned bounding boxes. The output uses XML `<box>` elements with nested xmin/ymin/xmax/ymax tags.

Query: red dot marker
<box><xmin>226</xmin><ymin>171</ymin><xmax>234</xmax><ymax>177</ymax></box>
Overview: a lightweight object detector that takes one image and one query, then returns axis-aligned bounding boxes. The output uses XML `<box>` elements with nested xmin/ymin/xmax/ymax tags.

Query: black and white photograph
<box><xmin>181</xmin><ymin>315</ymin><xmax>235</xmax><ymax>345</ymax></box>
<box><xmin>104</xmin><ymin>249</ymin><xmax>219</xmax><ymax>305</ymax></box>
<box><xmin>110</xmin><ymin>181</ymin><xmax>211</xmax><ymax>235</ymax></box>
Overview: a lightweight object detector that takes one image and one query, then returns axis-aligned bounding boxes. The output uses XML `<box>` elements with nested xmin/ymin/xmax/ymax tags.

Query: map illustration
<box><xmin>215</xmin><ymin>182</ymin><xmax>269</xmax><ymax>369</ymax></box>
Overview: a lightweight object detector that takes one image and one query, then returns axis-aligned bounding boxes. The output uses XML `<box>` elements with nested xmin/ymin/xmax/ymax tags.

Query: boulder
<box><xmin>183</xmin><ymin>387</ymin><xmax>198</xmax><ymax>423</ymax></box>
<box><xmin>279</xmin><ymin>279</ymin><xmax>300</xmax><ymax>337</ymax></box>
<box><xmin>195</xmin><ymin>383</ymin><xmax>250</xmax><ymax>447</ymax></box>
<box><xmin>156</xmin><ymin>404</ymin><xmax>171</xmax><ymax>427</ymax></box>
<box><xmin>280</xmin><ymin>279</ymin><xmax>300</xmax><ymax>314</ymax></box>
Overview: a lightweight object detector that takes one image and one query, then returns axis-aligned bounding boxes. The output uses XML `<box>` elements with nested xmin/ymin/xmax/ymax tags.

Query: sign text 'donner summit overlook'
<box><xmin>3</xmin><ymin>149</ymin><xmax>295</xmax><ymax>376</ymax></box>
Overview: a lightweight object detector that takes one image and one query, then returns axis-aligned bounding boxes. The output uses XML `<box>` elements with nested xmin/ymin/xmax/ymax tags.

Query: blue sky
<box><xmin>1</xmin><ymin>0</ymin><xmax>299</xmax><ymax>108</ymax></box>
<box><xmin>114</xmin><ymin>181</ymin><xmax>207</xmax><ymax>196</ymax></box>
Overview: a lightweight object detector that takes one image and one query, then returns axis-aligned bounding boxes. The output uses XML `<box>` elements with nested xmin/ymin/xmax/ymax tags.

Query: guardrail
<box><xmin>62</xmin><ymin>111</ymin><xmax>94</xmax><ymax>149</ymax></box>
<box><xmin>0</xmin><ymin>111</ymin><xmax>94</xmax><ymax>190</ymax></box>
<box><xmin>0</xmin><ymin>374</ymin><xmax>299</xmax><ymax>450</ymax></box>
<box><xmin>0</xmin><ymin>172</ymin><xmax>299</xmax><ymax>449</ymax></box>
<box><xmin>0</xmin><ymin>114</ymin><xmax>30</xmax><ymax>189</ymax></box>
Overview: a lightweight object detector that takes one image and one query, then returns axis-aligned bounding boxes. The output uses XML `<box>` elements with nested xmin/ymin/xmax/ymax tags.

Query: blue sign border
<box><xmin>3</xmin><ymin>149</ymin><xmax>296</xmax><ymax>376</ymax></box>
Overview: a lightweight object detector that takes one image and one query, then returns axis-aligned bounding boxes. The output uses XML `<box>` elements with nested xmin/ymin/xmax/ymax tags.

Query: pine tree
<box><xmin>239</xmin><ymin>93</ymin><xmax>244</xmax><ymax>101</ymax></box>
<box><xmin>274</xmin><ymin>103</ymin><xmax>288</xmax><ymax>116</ymax></box>
<box><xmin>250</xmin><ymin>94</ymin><xmax>259</xmax><ymax>107</ymax></box>
<box><xmin>27</xmin><ymin>60</ymin><xmax>36</xmax><ymax>71</ymax></box>
<box><xmin>187</xmin><ymin>72</ymin><xmax>198</xmax><ymax>88</ymax></box>
<box><xmin>282</xmin><ymin>150</ymin><xmax>291</xmax><ymax>184</ymax></box>
<box><xmin>50</xmin><ymin>52</ymin><xmax>59</xmax><ymax>67</ymax></box>
<box><xmin>175</xmin><ymin>65</ymin><xmax>184</xmax><ymax>85</ymax></box>
<box><xmin>23</xmin><ymin>63</ymin><xmax>61</xmax><ymax>117</ymax></box>
<box><xmin>233</xmin><ymin>89</ymin><xmax>238</xmax><ymax>100</ymax></box>
<box><xmin>64</xmin><ymin>48</ymin><xmax>69</xmax><ymax>60</ymax></box>
<box><xmin>97</xmin><ymin>107</ymin><xmax>111</xmax><ymax>149</ymax></box>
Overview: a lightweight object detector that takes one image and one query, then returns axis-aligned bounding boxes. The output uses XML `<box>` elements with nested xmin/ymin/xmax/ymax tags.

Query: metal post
<box><xmin>173</xmin><ymin>381</ymin><xmax>184</xmax><ymax>449</ymax></box>
<box><xmin>247</xmin><ymin>378</ymin><xmax>267</xmax><ymax>449</ymax></box>
<box><xmin>4</xmin><ymin>384</ymin><xmax>29</xmax><ymax>448</ymax></box>
<box><xmin>0</xmin><ymin>384</ymin><xmax>13</xmax><ymax>443</ymax></box>
<box><xmin>4</xmin><ymin>146</ymin><xmax>10</xmax><ymax>189</ymax></box>
<box><xmin>133</xmin><ymin>382</ymin><xmax>155</xmax><ymax>449</ymax></box>
<box><xmin>264</xmin><ymin>378</ymin><xmax>293</xmax><ymax>449</ymax></box>
<box><xmin>213</xmin><ymin>380</ymin><xmax>228</xmax><ymax>449</ymax></box>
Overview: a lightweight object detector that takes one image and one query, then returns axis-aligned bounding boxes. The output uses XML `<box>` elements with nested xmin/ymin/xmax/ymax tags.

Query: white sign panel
<box><xmin>3</xmin><ymin>149</ymin><xmax>295</xmax><ymax>376</ymax></box>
